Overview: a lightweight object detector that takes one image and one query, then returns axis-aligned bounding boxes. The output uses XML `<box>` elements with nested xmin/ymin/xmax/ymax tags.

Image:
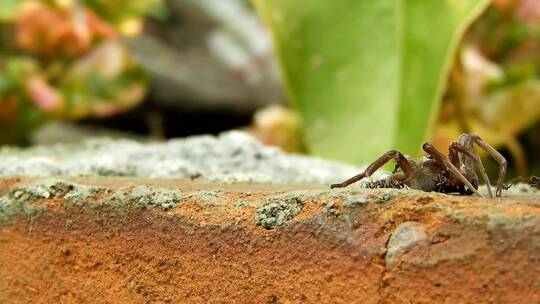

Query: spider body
<box><xmin>331</xmin><ymin>134</ymin><xmax>507</xmax><ymax>198</ymax></box>
<box><xmin>383</xmin><ymin>156</ymin><xmax>477</xmax><ymax>193</ymax></box>
<box><xmin>529</xmin><ymin>175</ymin><xmax>540</xmax><ymax>189</ymax></box>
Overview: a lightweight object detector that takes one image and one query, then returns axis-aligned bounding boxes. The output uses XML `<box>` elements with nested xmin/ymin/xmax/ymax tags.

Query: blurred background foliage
<box><xmin>0</xmin><ymin>0</ymin><xmax>161</xmax><ymax>144</ymax></box>
<box><xmin>435</xmin><ymin>0</ymin><xmax>540</xmax><ymax>177</ymax></box>
<box><xmin>1</xmin><ymin>0</ymin><xmax>540</xmax><ymax>178</ymax></box>
<box><xmin>253</xmin><ymin>0</ymin><xmax>490</xmax><ymax>166</ymax></box>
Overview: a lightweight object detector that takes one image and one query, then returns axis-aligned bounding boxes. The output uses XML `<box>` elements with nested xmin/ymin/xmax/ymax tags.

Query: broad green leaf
<box><xmin>253</xmin><ymin>0</ymin><xmax>490</xmax><ymax>164</ymax></box>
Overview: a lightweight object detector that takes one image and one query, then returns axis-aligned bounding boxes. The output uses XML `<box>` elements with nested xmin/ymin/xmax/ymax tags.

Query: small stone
<box><xmin>385</xmin><ymin>221</ymin><xmax>428</xmax><ymax>270</ymax></box>
<box><xmin>322</xmin><ymin>201</ymin><xmax>336</xmax><ymax>213</ymax></box>
<box><xmin>65</xmin><ymin>219</ymin><xmax>74</xmax><ymax>229</ymax></box>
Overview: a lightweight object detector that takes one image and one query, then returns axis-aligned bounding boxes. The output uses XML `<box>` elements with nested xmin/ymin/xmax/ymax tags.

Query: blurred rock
<box><xmin>0</xmin><ymin>131</ymin><xmax>359</xmax><ymax>185</ymax></box>
<box><xmin>127</xmin><ymin>0</ymin><xmax>283</xmax><ymax>113</ymax></box>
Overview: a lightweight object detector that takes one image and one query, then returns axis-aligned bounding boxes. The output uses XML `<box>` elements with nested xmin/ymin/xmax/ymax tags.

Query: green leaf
<box><xmin>253</xmin><ymin>0</ymin><xmax>490</xmax><ymax>164</ymax></box>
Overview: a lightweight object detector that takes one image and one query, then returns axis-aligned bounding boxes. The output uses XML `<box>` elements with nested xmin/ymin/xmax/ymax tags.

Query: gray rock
<box><xmin>127</xmin><ymin>0</ymin><xmax>282</xmax><ymax>113</ymax></box>
<box><xmin>385</xmin><ymin>221</ymin><xmax>428</xmax><ymax>270</ymax></box>
<box><xmin>0</xmin><ymin>131</ymin><xmax>360</xmax><ymax>185</ymax></box>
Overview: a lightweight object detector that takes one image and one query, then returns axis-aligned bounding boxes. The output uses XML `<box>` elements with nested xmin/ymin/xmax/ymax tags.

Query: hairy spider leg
<box><xmin>459</xmin><ymin>134</ymin><xmax>507</xmax><ymax>197</ymax></box>
<box><xmin>330</xmin><ymin>150</ymin><xmax>413</xmax><ymax>189</ymax></box>
<box><xmin>449</xmin><ymin>142</ymin><xmax>493</xmax><ymax>198</ymax></box>
<box><xmin>422</xmin><ymin>143</ymin><xmax>483</xmax><ymax>197</ymax></box>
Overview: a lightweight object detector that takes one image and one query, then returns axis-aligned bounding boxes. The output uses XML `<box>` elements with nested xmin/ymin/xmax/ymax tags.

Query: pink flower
<box><xmin>25</xmin><ymin>77</ymin><xmax>64</xmax><ymax>113</ymax></box>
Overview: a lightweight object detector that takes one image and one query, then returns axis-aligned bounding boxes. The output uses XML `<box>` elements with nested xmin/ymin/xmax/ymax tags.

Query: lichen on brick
<box><xmin>343</xmin><ymin>195</ymin><xmax>369</xmax><ymax>207</ymax></box>
<box><xmin>254</xmin><ymin>196</ymin><xmax>303</xmax><ymax>229</ymax></box>
<box><xmin>0</xmin><ymin>179</ymin><xmax>75</xmax><ymax>225</ymax></box>
<box><xmin>129</xmin><ymin>186</ymin><xmax>183</xmax><ymax>211</ymax></box>
<box><xmin>63</xmin><ymin>184</ymin><xmax>107</xmax><ymax>207</ymax></box>
<box><xmin>367</xmin><ymin>190</ymin><xmax>405</xmax><ymax>204</ymax></box>
<box><xmin>12</xmin><ymin>178</ymin><xmax>73</xmax><ymax>201</ymax></box>
<box><xmin>235</xmin><ymin>200</ymin><xmax>250</xmax><ymax>208</ymax></box>
<box><xmin>62</xmin><ymin>183</ymin><xmax>184</xmax><ymax>211</ymax></box>
<box><xmin>188</xmin><ymin>190</ymin><xmax>224</xmax><ymax>205</ymax></box>
<box><xmin>0</xmin><ymin>195</ymin><xmax>45</xmax><ymax>226</ymax></box>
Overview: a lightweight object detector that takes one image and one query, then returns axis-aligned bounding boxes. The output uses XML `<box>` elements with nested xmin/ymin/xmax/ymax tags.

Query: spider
<box><xmin>528</xmin><ymin>175</ymin><xmax>540</xmax><ymax>189</ymax></box>
<box><xmin>330</xmin><ymin>133</ymin><xmax>507</xmax><ymax>198</ymax></box>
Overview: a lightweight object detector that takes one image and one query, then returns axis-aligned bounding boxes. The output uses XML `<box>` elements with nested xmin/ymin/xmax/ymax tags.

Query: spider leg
<box><xmin>330</xmin><ymin>150</ymin><xmax>413</xmax><ymax>189</ymax></box>
<box><xmin>459</xmin><ymin>134</ymin><xmax>507</xmax><ymax>197</ymax></box>
<box><xmin>450</xmin><ymin>142</ymin><xmax>493</xmax><ymax>198</ymax></box>
<box><xmin>422</xmin><ymin>143</ymin><xmax>483</xmax><ymax>197</ymax></box>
